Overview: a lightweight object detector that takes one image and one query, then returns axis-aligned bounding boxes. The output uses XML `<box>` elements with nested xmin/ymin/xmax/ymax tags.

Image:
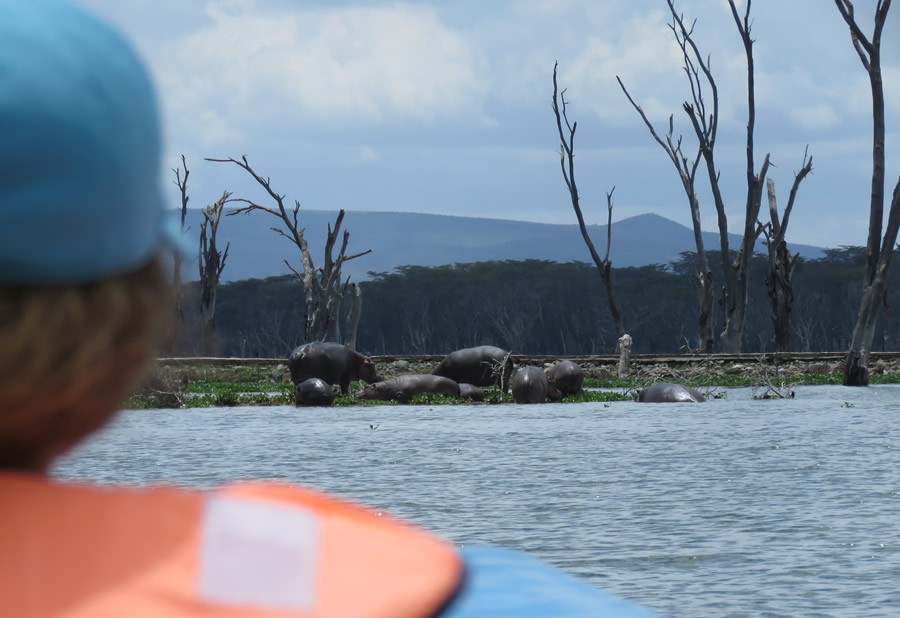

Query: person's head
<box><xmin>0</xmin><ymin>0</ymin><xmax>180</xmax><ymax>470</ymax></box>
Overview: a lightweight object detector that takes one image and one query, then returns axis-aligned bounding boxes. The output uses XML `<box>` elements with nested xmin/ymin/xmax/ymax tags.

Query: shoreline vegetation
<box><xmin>127</xmin><ymin>352</ymin><xmax>900</xmax><ymax>409</ymax></box>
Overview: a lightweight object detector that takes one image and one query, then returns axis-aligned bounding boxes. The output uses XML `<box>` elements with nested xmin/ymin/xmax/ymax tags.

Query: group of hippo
<box><xmin>287</xmin><ymin>342</ymin><xmax>706</xmax><ymax>406</ymax></box>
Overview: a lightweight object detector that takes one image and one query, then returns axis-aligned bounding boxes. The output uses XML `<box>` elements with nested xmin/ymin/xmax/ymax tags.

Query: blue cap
<box><xmin>0</xmin><ymin>0</ymin><xmax>181</xmax><ymax>284</ymax></box>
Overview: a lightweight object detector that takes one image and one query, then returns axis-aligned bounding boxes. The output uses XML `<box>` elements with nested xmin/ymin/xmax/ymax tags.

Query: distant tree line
<box><xmin>161</xmin><ymin>246</ymin><xmax>898</xmax><ymax>358</ymax></box>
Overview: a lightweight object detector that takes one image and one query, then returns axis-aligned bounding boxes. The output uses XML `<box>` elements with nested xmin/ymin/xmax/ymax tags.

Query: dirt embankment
<box><xmin>155</xmin><ymin>352</ymin><xmax>900</xmax><ymax>384</ymax></box>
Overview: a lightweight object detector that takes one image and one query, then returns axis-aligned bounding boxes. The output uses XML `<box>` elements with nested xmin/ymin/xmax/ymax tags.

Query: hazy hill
<box><xmin>171</xmin><ymin>209</ymin><xmax>826</xmax><ymax>283</ymax></box>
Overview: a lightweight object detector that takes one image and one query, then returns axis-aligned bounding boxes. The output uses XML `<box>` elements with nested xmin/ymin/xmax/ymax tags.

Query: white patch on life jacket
<box><xmin>197</xmin><ymin>493</ymin><xmax>319</xmax><ymax>612</ymax></box>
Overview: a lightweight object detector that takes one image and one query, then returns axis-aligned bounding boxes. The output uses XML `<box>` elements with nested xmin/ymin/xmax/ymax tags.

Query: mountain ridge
<box><xmin>170</xmin><ymin>209</ymin><xmax>827</xmax><ymax>283</ymax></box>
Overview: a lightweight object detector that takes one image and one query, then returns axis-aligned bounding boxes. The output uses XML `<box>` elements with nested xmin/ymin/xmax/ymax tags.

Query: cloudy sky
<box><xmin>77</xmin><ymin>0</ymin><xmax>899</xmax><ymax>249</ymax></box>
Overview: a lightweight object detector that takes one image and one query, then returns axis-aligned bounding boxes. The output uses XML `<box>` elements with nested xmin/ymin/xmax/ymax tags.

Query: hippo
<box><xmin>288</xmin><ymin>342</ymin><xmax>382</xmax><ymax>394</ymax></box>
<box><xmin>458</xmin><ymin>383</ymin><xmax>485</xmax><ymax>402</ymax></box>
<box><xmin>355</xmin><ymin>374</ymin><xmax>460</xmax><ymax>403</ymax></box>
<box><xmin>546</xmin><ymin>360</ymin><xmax>584</xmax><ymax>397</ymax></box>
<box><xmin>294</xmin><ymin>377</ymin><xmax>335</xmax><ymax>406</ymax></box>
<box><xmin>635</xmin><ymin>381</ymin><xmax>706</xmax><ymax>403</ymax></box>
<box><xmin>432</xmin><ymin>346</ymin><xmax>514</xmax><ymax>393</ymax></box>
<box><xmin>512</xmin><ymin>366</ymin><xmax>562</xmax><ymax>404</ymax></box>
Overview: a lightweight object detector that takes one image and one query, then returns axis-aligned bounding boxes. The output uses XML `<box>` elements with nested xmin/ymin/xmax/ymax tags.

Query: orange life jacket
<box><xmin>0</xmin><ymin>473</ymin><xmax>463</xmax><ymax>618</ymax></box>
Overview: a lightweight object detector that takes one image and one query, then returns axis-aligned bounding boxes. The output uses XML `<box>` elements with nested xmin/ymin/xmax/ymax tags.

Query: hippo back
<box><xmin>288</xmin><ymin>342</ymin><xmax>380</xmax><ymax>394</ymax></box>
<box><xmin>512</xmin><ymin>366</ymin><xmax>549</xmax><ymax>404</ymax></box>
<box><xmin>636</xmin><ymin>381</ymin><xmax>706</xmax><ymax>403</ymax></box>
<box><xmin>458</xmin><ymin>383</ymin><xmax>485</xmax><ymax>401</ymax></box>
<box><xmin>546</xmin><ymin>360</ymin><xmax>584</xmax><ymax>396</ymax></box>
<box><xmin>295</xmin><ymin>377</ymin><xmax>336</xmax><ymax>406</ymax></box>
<box><xmin>432</xmin><ymin>346</ymin><xmax>513</xmax><ymax>392</ymax></box>
<box><xmin>358</xmin><ymin>374</ymin><xmax>459</xmax><ymax>402</ymax></box>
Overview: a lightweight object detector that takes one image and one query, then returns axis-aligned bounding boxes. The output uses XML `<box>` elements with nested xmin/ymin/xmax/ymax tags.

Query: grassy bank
<box><xmin>125</xmin><ymin>356</ymin><xmax>900</xmax><ymax>409</ymax></box>
<box><xmin>126</xmin><ymin>371</ymin><xmax>633</xmax><ymax>409</ymax></box>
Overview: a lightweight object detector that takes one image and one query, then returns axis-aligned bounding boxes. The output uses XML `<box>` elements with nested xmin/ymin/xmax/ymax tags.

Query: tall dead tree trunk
<box><xmin>722</xmin><ymin>0</ymin><xmax>771</xmax><ymax>353</ymax></box>
<box><xmin>343</xmin><ymin>282</ymin><xmax>363</xmax><ymax>351</ymax></box>
<box><xmin>552</xmin><ymin>62</ymin><xmax>625</xmax><ymax>342</ymax></box>
<box><xmin>617</xmin><ymin>78</ymin><xmax>714</xmax><ymax>352</ymax></box>
<box><xmin>207</xmin><ymin>156</ymin><xmax>372</xmax><ymax>348</ymax></box>
<box><xmin>198</xmin><ymin>191</ymin><xmax>231</xmax><ymax>356</ymax></box>
<box><xmin>658</xmin><ymin>0</ymin><xmax>771</xmax><ymax>353</ymax></box>
<box><xmin>761</xmin><ymin>150</ymin><xmax>813</xmax><ymax>353</ymax></box>
<box><xmin>166</xmin><ymin>155</ymin><xmax>190</xmax><ymax>353</ymax></box>
<box><xmin>834</xmin><ymin>0</ymin><xmax>900</xmax><ymax>385</ymax></box>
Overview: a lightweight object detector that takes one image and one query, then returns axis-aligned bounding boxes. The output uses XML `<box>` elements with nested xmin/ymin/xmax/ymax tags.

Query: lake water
<box><xmin>53</xmin><ymin>385</ymin><xmax>900</xmax><ymax>617</ymax></box>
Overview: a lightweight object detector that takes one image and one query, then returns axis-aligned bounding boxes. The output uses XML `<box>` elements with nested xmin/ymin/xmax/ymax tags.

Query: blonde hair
<box><xmin>0</xmin><ymin>259</ymin><xmax>168</xmax><ymax>470</ymax></box>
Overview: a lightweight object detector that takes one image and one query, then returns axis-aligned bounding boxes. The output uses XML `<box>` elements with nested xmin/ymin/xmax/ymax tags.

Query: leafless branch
<box><xmin>210</xmin><ymin>155</ymin><xmax>371</xmax><ymax>344</ymax></box>
<box><xmin>604</xmin><ymin>187</ymin><xmax>615</xmax><ymax>263</ymax></box>
<box><xmin>552</xmin><ymin>61</ymin><xmax>625</xmax><ymax>339</ymax></box>
<box><xmin>207</xmin><ymin>156</ymin><xmax>305</xmax><ymax>248</ymax></box>
<box><xmin>667</xmin><ymin>1</ymin><xmax>718</xmax><ymax>147</ymax></box>
<box><xmin>173</xmin><ymin>154</ymin><xmax>190</xmax><ymax>229</ymax></box>
<box><xmin>834</xmin><ymin>0</ymin><xmax>878</xmax><ymax>69</ymax></box>
<box><xmin>284</xmin><ymin>259</ymin><xmax>304</xmax><ymax>281</ymax></box>
<box><xmin>552</xmin><ymin>62</ymin><xmax>605</xmax><ymax>272</ymax></box>
<box><xmin>777</xmin><ymin>147</ymin><xmax>814</xmax><ymax>245</ymax></box>
<box><xmin>217</xmin><ymin>241</ymin><xmax>230</xmax><ymax>279</ymax></box>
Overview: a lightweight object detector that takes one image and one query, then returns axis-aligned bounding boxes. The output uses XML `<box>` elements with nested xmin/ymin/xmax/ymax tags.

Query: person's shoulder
<box><xmin>208</xmin><ymin>480</ymin><xmax>463</xmax><ymax>618</ymax></box>
<box><xmin>437</xmin><ymin>546</ymin><xmax>661</xmax><ymax>618</ymax></box>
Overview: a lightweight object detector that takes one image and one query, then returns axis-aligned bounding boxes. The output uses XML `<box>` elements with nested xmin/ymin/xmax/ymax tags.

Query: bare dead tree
<box><xmin>400</xmin><ymin>294</ymin><xmax>433</xmax><ymax>354</ymax></box>
<box><xmin>483</xmin><ymin>280</ymin><xmax>542</xmax><ymax>352</ymax></box>
<box><xmin>198</xmin><ymin>191</ymin><xmax>232</xmax><ymax>356</ymax></box>
<box><xmin>722</xmin><ymin>0</ymin><xmax>772</xmax><ymax>354</ymax></box>
<box><xmin>165</xmin><ymin>155</ymin><xmax>191</xmax><ymax>353</ymax></box>
<box><xmin>759</xmin><ymin>148</ymin><xmax>813</xmax><ymax>353</ymax></box>
<box><xmin>833</xmin><ymin>0</ymin><xmax>900</xmax><ymax>385</ymax></box>
<box><xmin>207</xmin><ymin>155</ymin><xmax>372</xmax><ymax>347</ymax></box>
<box><xmin>342</xmin><ymin>282</ymin><xmax>363</xmax><ymax>351</ymax></box>
<box><xmin>551</xmin><ymin>62</ymin><xmax>625</xmax><ymax>341</ymax></box>
<box><xmin>644</xmin><ymin>1</ymin><xmax>771</xmax><ymax>352</ymax></box>
<box><xmin>617</xmin><ymin>66</ymin><xmax>714</xmax><ymax>352</ymax></box>
<box><xmin>754</xmin><ymin>358</ymin><xmax>795</xmax><ymax>400</ymax></box>
<box><xmin>791</xmin><ymin>291</ymin><xmax>827</xmax><ymax>352</ymax></box>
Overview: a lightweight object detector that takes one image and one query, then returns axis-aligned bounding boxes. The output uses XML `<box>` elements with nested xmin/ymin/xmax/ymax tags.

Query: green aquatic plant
<box><xmin>583</xmin><ymin>377</ymin><xmax>633</xmax><ymax>389</ymax></box>
<box><xmin>586</xmin><ymin>372</ymin><xmax>848</xmax><ymax>390</ymax></box>
<box><xmin>868</xmin><ymin>372</ymin><xmax>900</xmax><ymax>384</ymax></box>
<box><xmin>787</xmin><ymin>373</ymin><xmax>842</xmax><ymax>385</ymax></box>
<box><xmin>560</xmin><ymin>390</ymin><xmax>632</xmax><ymax>403</ymax></box>
<box><xmin>182</xmin><ymin>381</ymin><xmax>293</xmax><ymax>395</ymax></box>
<box><xmin>125</xmin><ymin>369</ymin><xmax>894</xmax><ymax>409</ymax></box>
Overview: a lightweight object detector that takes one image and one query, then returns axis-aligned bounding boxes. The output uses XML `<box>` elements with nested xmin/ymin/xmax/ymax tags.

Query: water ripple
<box><xmin>53</xmin><ymin>386</ymin><xmax>900</xmax><ymax>617</ymax></box>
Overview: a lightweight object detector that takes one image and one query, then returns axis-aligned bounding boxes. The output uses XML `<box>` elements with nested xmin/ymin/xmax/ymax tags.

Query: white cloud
<box><xmin>561</xmin><ymin>9</ymin><xmax>685</xmax><ymax>122</ymax></box>
<box><xmin>789</xmin><ymin>103</ymin><xmax>840</xmax><ymax>130</ymax></box>
<box><xmin>547</xmin><ymin>2</ymin><xmax>758</xmax><ymax>133</ymax></box>
<box><xmin>71</xmin><ymin>0</ymin><xmax>896</xmax><ymax>249</ymax></box>
<box><xmin>885</xmin><ymin>65</ymin><xmax>900</xmax><ymax>116</ymax></box>
<box><xmin>156</xmin><ymin>1</ymin><xmax>490</xmax><ymax>148</ymax></box>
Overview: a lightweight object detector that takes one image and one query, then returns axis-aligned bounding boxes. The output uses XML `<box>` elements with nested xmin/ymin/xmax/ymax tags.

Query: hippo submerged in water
<box><xmin>294</xmin><ymin>377</ymin><xmax>335</xmax><ymax>406</ymax></box>
<box><xmin>356</xmin><ymin>374</ymin><xmax>460</xmax><ymax>403</ymax></box>
<box><xmin>432</xmin><ymin>346</ymin><xmax>514</xmax><ymax>393</ymax></box>
<box><xmin>288</xmin><ymin>342</ymin><xmax>382</xmax><ymax>394</ymax></box>
<box><xmin>635</xmin><ymin>381</ymin><xmax>706</xmax><ymax>403</ymax></box>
